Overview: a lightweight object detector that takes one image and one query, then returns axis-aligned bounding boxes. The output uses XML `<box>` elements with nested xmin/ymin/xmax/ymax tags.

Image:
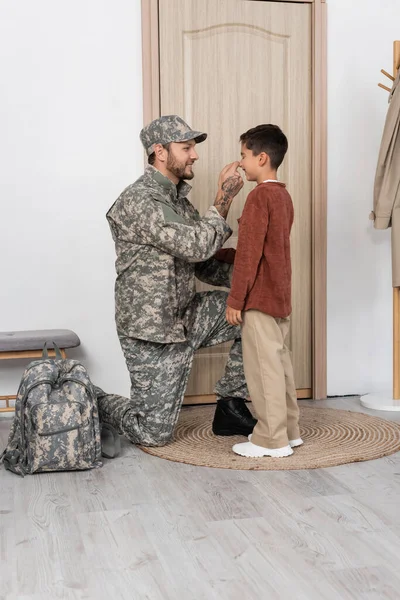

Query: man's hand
<box><xmin>214</xmin><ymin>162</ymin><xmax>244</xmax><ymax>219</ymax></box>
<box><xmin>218</xmin><ymin>162</ymin><xmax>242</xmax><ymax>188</ymax></box>
<box><xmin>226</xmin><ymin>305</ymin><xmax>242</xmax><ymax>326</ymax></box>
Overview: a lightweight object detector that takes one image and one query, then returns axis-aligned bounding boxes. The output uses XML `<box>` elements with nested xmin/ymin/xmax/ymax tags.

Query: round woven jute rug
<box><xmin>140</xmin><ymin>405</ymin><xmax>400</xmax><ymax>470</ymax></box>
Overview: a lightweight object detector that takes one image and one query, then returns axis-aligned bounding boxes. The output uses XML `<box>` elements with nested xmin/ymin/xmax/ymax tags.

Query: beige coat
<box><xmin>371</xmin><ymin>69</ymin><xmax>400</xmax><ymax>287</ymax></box>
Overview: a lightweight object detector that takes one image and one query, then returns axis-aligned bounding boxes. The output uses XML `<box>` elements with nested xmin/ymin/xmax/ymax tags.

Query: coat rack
<box><xmin>361</xmin><ymin>41</ymin><xmax>400</xmax><ymax>410</ymax></box>
<box><xmin>393</xmin><ymin>41</ymin><xmax>400</xmax><ymax>401</ymax></box>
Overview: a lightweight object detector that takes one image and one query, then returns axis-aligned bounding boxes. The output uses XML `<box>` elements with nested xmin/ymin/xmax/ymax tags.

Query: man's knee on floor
<box><xmin>139</xmin><ymin>431</ymin><xmax>173</xmax><ymax>447</ymax></box>
<box><xmin>134</xmin><ymin>423</ymin><xmax>174</xmax><ymax>447</ymax></box>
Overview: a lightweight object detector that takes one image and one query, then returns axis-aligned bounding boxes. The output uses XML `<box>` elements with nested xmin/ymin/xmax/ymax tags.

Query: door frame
<box><xmin>141</xmin><ymin>0</ymin><xmax>327</xmax><ymax>400</ymax></box>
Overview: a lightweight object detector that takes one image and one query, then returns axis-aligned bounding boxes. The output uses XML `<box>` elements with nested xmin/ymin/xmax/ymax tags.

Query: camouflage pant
<box><xmin>97</xmin><ymin>291</ymin><xmax>248</xmax><ymax>446</ymax></box>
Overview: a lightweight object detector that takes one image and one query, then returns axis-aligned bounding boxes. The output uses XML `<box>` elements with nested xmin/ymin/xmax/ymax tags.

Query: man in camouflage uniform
<box><xmin>98</xmin><ymin>115</ymin><xmax>256</xmax><ymax>446</ymax></box>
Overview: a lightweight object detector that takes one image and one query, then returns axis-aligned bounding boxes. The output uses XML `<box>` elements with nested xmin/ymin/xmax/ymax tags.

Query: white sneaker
<box><xmin>289</xmin><ymin>438</ymin><xmax>303</xmax><ymax>448</ymax></box>
<box><xmin>232</xmin><ymin>441</ymin><xmax>293</xmax><ymax>458</ymax></box>
<box><xmin>248</xmin><ymin>434</ymin><xmax>303</xmax><ymax>448</ymax></box>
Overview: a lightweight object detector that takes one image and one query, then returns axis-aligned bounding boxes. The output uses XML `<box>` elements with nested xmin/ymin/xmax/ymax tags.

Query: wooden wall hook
<box><xmin>381</xmin><ymin>68</ymin><xmax>395</xmax><ymax>82</ymax></box>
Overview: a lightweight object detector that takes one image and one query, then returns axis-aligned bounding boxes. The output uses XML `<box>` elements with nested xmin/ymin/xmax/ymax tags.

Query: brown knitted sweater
<box><xmin>227</xmin><ymin>182</ymin><xmax>293</xmax><ymax>318</ymax></box>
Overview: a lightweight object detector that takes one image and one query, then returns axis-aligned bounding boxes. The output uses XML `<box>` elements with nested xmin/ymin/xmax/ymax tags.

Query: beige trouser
<box><xmin>242</xmin><ymin>310</ymin><xmax>300</xmax><ymax>449</ymax></box>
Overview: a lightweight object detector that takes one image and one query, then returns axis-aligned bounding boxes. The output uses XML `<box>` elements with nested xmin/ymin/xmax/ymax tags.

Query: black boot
<box><xmin>212</xmin><ymin>397</ymin><xmax>257</xmax><ymax>436</ymax></box>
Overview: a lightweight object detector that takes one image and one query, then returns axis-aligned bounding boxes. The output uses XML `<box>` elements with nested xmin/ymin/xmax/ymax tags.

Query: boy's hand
<box><xmin>226</xmin><ymin>305</ymin><xmax>242</xmax><ymax>326</ymax></box>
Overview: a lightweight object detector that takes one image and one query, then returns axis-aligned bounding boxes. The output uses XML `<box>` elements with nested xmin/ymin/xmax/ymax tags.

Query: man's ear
<box><xmin>154</xmin><ymin>143</ymin><xmax>168</xmax><ymax>163</ymax></box>
<box><xmin>258</xmin><ymin>152</ymin><xmax>270</xmax><ymax>167</ymax></box>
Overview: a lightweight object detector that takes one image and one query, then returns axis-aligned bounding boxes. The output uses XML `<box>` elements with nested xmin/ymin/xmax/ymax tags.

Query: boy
<box><xmin>226</xmin><ymin>124</ymin><xmax>303</xmax><ymax>458</ymax></box>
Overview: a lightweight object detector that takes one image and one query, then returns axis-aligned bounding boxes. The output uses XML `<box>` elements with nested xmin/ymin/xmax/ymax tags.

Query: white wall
<box><xmin>0</xmin><ymin>0</ymin><xmax>143</xmax><ymax>397</ymax></box>
<box><xmin>0</xmin><ymin>0</ymin><xmax>398</xmax><ymax>399</ymax></box>
<box><xmin>327</xmin><ymin>0</ymin><xmax>399</xmax><ymax>395</ymax></box>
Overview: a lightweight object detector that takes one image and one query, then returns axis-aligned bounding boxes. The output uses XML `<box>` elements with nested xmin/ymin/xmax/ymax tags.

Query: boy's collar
<box><xmin>260</xmin><ymin>179</ymin><xmax>286</xmax><ymax>187</ymax></box>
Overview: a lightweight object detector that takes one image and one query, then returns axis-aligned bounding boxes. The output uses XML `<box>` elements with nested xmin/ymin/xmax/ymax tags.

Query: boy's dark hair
<box><xmin>240</xmin><ymin>124</ymin><xmax>288</xmax><ymax>170</ymax></box>
<box><xmin>148</xmin><ymin>142</ymin><xmax>171</xmax><ymax>165</ymax></box>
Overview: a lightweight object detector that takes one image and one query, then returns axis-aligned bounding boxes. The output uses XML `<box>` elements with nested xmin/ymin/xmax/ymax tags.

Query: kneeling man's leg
<box><xmin>185</xmin><ymin>291</ymin><xmax>256</xmax><ymax>436</ymax></box>
<box><xmin>98</xmin><ymin>337</ymin><xmax>193</xmax><ymax>446</ymax></box>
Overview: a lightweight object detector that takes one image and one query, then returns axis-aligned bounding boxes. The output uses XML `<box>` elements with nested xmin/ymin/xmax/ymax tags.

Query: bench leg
<box><xmin>0</xmin><ymin>395</ymin><xmax>16</xmax><ymax>413</ymax></box>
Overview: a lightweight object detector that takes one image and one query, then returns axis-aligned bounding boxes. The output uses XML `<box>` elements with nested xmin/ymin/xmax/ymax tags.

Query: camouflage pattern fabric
<box><xmin>105</xmin><ymin>118</ymin><xmax>244</xmax><ymax>447</ymax></box>
<box><xmin>2</xmin><ymin>359</ymin><xmax>102</xmax><ymax>476</ymax></box>
<box><xmin>139</xmin><ymin>114</ymin><xmax>207</xmax><ymax>156</ymax></box>
<box><xmin>195</xmin><ymin>256</ymin><xmax>233</xmax><ymax>288</ymax></box>
<box><xmin>97</xmin><ymin>291</ymin><xmax>248</xmax><ymax>446</ymax></box>
<box><xmin>107</xmin><ymin>166</ymin><xmax>233</xmax><ymax>343</ymax></box>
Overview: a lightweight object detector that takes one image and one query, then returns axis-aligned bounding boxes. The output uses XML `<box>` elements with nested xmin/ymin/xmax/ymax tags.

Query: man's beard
<box><xmin>166</xmin><ymin>152</ymin><xmax>195</xmax><ymax>180</ymax></box>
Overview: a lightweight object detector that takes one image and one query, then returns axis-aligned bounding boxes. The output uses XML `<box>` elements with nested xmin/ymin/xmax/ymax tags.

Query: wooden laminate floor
<box><xmin>1</xmin><ymin>397</ymin><xmax>400</xmax><ymax>600</ymax></box>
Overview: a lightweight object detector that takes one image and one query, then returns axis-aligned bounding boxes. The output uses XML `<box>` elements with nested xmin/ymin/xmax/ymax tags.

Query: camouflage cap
<box><xmin>140</xmin><ymin>115</ymin><xmax>207</xmax><ymax>156</ymax></box>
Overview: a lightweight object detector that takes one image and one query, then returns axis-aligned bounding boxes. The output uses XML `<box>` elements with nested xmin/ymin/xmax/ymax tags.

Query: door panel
<box><xmin>159</xmin><ymin>0</ymin><xmax>312</xmax><ymax>393</ymax></box>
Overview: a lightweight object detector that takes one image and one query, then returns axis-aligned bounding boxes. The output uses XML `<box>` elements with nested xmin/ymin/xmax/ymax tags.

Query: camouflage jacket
<box><xmin>107</xmin><ymin>166</ymin><xmax>233</xmax><ymax>343</ymax></box>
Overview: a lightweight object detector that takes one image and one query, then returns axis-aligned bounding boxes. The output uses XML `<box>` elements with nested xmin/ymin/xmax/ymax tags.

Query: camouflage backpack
<box><xmin>1</xmin><ymin>344</ymin><xmax>104</xmax><ymax>476</ymax></box>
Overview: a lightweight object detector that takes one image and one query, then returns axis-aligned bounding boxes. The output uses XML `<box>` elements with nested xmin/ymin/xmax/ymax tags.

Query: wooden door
<box><xmin>158</xmin><ymin>0</ymin><xmax>312</xmax><ymax>398</ymax></box>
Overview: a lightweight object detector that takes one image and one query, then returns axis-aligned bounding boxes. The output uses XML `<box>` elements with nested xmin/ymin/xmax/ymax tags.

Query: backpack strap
<box><xmin>1</xmin><ymin>380</ymin><xmax>28</xmax><ymax>477</ymax></box>
<box><xmin>42</xmin><ymin>342</ymin><xmax>63</xmax><ymax>361</ymax></box>
<box><xmin>1</xmin><ymin>448</ymin><xmax>26</xmax><ymax>477</ymax></box>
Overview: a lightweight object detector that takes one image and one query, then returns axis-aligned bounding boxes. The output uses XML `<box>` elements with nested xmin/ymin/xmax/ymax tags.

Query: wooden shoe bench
<box><xmin>0</xmin><ymin>330</ymin><xmax>80</xmax><ymax>413</ymax></box>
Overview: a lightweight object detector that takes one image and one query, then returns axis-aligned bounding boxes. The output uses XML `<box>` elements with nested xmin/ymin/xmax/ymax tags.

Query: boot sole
<box><xmin>213</xmin><ymin>429</ymin><xmax>253</xmax><ymax>437</ymax></box>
